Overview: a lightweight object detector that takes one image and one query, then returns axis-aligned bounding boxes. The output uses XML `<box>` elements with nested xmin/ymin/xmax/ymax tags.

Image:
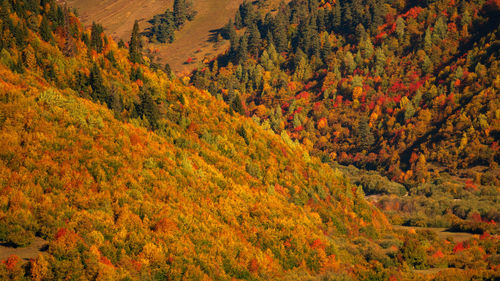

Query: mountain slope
<box><xmin>190</xmin><ymin>0</ymin><xmax>500</xmax><ymax>228</ymax></box>
<box><xmin>0</xmin><ymin>1</ymin><xmax>394</xmax><ymax>279</ymax></box>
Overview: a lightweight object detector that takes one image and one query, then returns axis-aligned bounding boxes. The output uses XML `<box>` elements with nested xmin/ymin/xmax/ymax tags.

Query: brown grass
<box><xmin>393</xmin><ymin>225</ymin><xmax>475</xmax><ymax>243</ymax></box>
<box><xmin>0</xmin><ymin>237</ymin><xmax>48</xmax><ymax>262</ymax></box>
<box><xmin>67</xmin><ymin>0</ymin><xmax>244</xmax><ymax>74</ymax></box>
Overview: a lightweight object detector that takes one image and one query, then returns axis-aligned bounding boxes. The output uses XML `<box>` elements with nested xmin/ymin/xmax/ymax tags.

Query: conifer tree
<box><xmin>173</xmin><ymin>0</ymin><xmax>186</xmax><ymax>28</ymax></box>
<box><xmin>89</xmin><ymin>63</ymin><xmax>110</xmax><ymax>106</ymax></box>
<box><xmin>237</xmin><ymin>34</ymin><xmax>248</xmax><ymax>63</ymax></box>
<box><xmin>333</xmin><ymin>2</ymin><xmax>341</xmax><ymax>29</ymax></box>
<box><xmin>227</xmin><ymin>20</ymin><xmax>238</xmax><ymax>53</ymax></box>
<box><xmin>272</xmin><ymin>13</ymin><xmax>288</xmax><ymax>53</ymax></box>
<box><xmin>248</xmin><ymin>23</ymin><xmax>261</xmax><ymax>56</ymax></box>
<box><xmin>129</xmin><ymin>20</ymin><xmax>142</xmax><ymax>64</ymax></box>
<box><xmin>90</xmin><ymin>22</ymin><xmax>104</xmax><ymax>53</ymax></box>
<box><xmin>234</xmin><ymin>8</ymin><xmax>243</xmax><ymax>29</ymax></box>
<box><xmin>40</xmin><ymin>15</ymin><xmax>53</xmax><ymax>42</ymax></box>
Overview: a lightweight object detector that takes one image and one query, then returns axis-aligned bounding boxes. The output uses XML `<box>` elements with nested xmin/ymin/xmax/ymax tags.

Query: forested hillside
<box><xmin>0</xmin><ymin>0</ymin><xmax>498</xmax><ymax>280</ymax></box>
<box><xmin>191</xmin><ymin>0</ymin><xmax>500</xmax><ymax>228</ymax></box>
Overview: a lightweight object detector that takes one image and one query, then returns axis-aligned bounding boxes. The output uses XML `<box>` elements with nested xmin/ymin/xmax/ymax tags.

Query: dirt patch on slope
<box><xmin>0</xmin><ymin>237</ymin><xmax>48</xmax><ymax>262</ymax></box>
<box><xmin>66</xmin><ymin>0</ymin><xmax>172</xmax><ymax>40</ymax></box>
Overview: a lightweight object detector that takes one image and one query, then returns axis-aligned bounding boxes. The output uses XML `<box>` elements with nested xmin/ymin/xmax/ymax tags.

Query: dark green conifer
<box><xmin>129</xmin><ymin>20</ymin><xmax>143</xmax><ymax>64</ymax></box>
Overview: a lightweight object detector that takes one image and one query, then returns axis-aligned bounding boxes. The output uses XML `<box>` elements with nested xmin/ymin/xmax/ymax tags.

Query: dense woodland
<box><xmin>191</xmin><ymin>0</ymin><xmax>500</xmax><ymax>229</ymax></box>
<box><xmin>0</xmin><ymin>0</ymin><xmax>498</xmax><ymax>280</ymax></box>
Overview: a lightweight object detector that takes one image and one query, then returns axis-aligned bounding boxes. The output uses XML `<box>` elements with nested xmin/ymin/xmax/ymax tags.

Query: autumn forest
<box><xmin>0</xmin><ymin>0</ymin><xmax>498</xmax><ymax>280</ymax></box>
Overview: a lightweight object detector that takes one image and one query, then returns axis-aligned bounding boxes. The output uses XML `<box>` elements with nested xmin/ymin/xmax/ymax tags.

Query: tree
<box><xmin>40</xmin><ymin>15</ymin><xmax>53</xmax><ymax>42</ymax></box>
<box><xmin>423</xmin><ymin>27</ymin><xmax>432</xmax><ymax>51</ymax></box>
<box><xmin>90</xmin><ymin>22</ymin><xmax>104</xmax><ymax>53</ymax></box>
<box><xmin>247</xmin><ymin>23</ymin><xmax>261</xmax><ymax>56</ymax></box>
<box><xmin>344</xmin><ymin>51</ymin><xmax>356</xmax><ymax>74</ymax></box>
<box><xmin>89</xmin><ymin>63</ymin><xmax>110</xmax><ymax>106</ymax></box>
<box><xmin>272</xmin><ymin>13</ymin><xmax>288</xmax><ymax>53</ymax></box>
<box><xmin>231</xmin><ymin>94</ymin><xmax>245</xmax><ymax>115</ymax></box>
<box><xmin>332</xmin><ymin>2</ymin><xmax>341</xmax><ymax>30</ymax></box>
<box><xmin>138</xmin><ymin>89</ymin><xmax>159</xmax><ymax>130</ymax></box>
<box><xmin>395</xmin><ymin>17</ymin><xmax>405</xmax><ymax>41</ymax></box>
<box><xmin>237</xmin><ymin>34</ymin><xmax>248</xmax><ymax>63</ymax></box>
<box><xmin>433</xmin><ymin>17</ymin><xmax>447</xmax><ymax>41</ymax></box>
<box><xmin>356</xmin><ymin>118</ymin><xmax>374</xmax><ymax>151</ymax></box>
<box><xmin>23</xmin><ymin>45</ymin><xmax>36</xmax><ymax>69</ymax></box>
<box><xmin>227</xmin><ymin>20</ymin><xmax>238</xmax><ymax>53</ymax></box>
<box><xmin>173</xmin><ymin>0</ymin><xmax>186</xmax><ymax>28</ymax></box>
<box><xmin>129</xmin><ymin>20</ymin><xmax>143</xmax><ymax>63</ymax></box>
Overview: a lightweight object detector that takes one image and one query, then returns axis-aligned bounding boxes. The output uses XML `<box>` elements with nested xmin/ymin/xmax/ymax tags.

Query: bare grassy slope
<box><xmin>67</xmin><ymin>0</ymin><xmax>243</xmax><ymax>74</ymax></box>
<box><xmin>151</xmin><ymin>0</ymin><xmax>244</xmax><ymax>75</ymax></box>
<box><xmin>66</xmin><ymin>0</ymin><xmax>171</xmax><ymax>40</ymax></box>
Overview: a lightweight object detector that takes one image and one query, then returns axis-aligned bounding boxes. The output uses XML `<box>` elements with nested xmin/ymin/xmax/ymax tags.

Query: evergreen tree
<box><xmin>227</xmin><ymin>20</ymin><xmax>238</xmax><ymax>53</ymax></box>
<box><xmin>433</xmin><ymin>17</ymin><xmax>447</xmax><ymax>41</ymax></box>
<box><xmin>248</xmin><ymin>23</ymin><xmax>261</xmax><ymax>57</ymax></box>
<box><xmin>231</xmin><ymin>94</ymin><xmax>245</xmax><ymax>115</ymax></box>
<box><xmin>40</xmin><ymin>15</ymin><xmax>53</xmax><ymax>42</ymax></box>
<box><xmin>173</xmin><ymin>0</ymin><xmax>186</xmax><ymax>28</ymax></box>
<box><xmin>332</xmin><ymin>2</ymin><xmax>341</xmax><ymax>29</ymax></box>
<box><xmin>344</xmin><ymin>51</ymin><xmax>356</xmax><ymax>74</ymax></box>
<box><xmin>395</xmin><ymin>17</ymin><xmax>405</xmax><ymax>41</ymax></box>
<box><xmin>356</xmin><ymin>117</ymin><xmax>374</xmax><ymax>151</ymax></box>
<box><xmin>272</xmin><ymin>13</ymin><xmax>288</xmax><ymax>53</ymax></box>
<box><xmin>237</xmin><ymin>34</ymin><xmax>248</xmax><ymax>63</ymax></box>
<box><xmin>90</xmin><ymin>22</ymin><xmax>104</xmax><ymax>53</ymax></box>
<box><xmin>423</xmin><ymin>27</ymin><xmax>432</xmax><ymax>51</ymax></box>
<box><xmin>138</xmin><ymin>89</ymin><xmax>160</xmax><ymax>130</ymax></box>
<box><xmin>89</xmin><ymin>63</ymin><xmax>110</xmax><ymax>106</ymax></box>
<box><xmin>234</xmin><ymin>8</ymin><xmax>243</xmax><ymax>29</ymax></box>
<box><xmin>129</xmin><ymin>20</ymin><xmax>143</xmax><ymax>64</ymax></box>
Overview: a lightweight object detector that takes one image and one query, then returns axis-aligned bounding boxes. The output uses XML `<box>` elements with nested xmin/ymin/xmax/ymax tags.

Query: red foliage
<box><xmin>390</xmin><ymin>23</ymin><xmax>397</xmax><ymax>34</ymax></box>
<box><xmin>131</xmin><ymin>259</ymin><xmax>142</xmax><ymax>271</ymax></box>
<box><xmin>294</xmin><ymin>125</ymin><xmax>304</xmax><ymax>132</ymax></box>
<box><xmin>336</xmin><ymin>95</ymin><xmax>343</xmax><ymax>104</ymax></box>
<box><xmin>448</xmin><ymin>22</ymin><xmax>457</xmax><ymax>32</ymax></box>
<box><xmin>55</xmin><ymin>228</ymin><xmax>68</xmax><ymax>239</ymax></box>
<box><xmin>304</xmin><ymin>82</ymin><xmax>314</xmax><ymax>90</ymax></box>
<box><xmin>453</xmin><ymin>242</ymin><xmax>468</xmax><ymax>253</ymax></box>
<box><xmin>409</xmin><ymin>152</ymin><xmax>419</xmax><ymax>164</ymax></box>
<box><xmin>2</xmin><ymin>255</ymin><xmax>19</xmax><ymax>271</ymax></box>
<box><xmin>129</xmin><ymin>133</ymin><xmax>142</xmax><ymax>146</ymax></box>
<box><xmin>369</xmin><ymin>101</ymin><xmax>375</xmax><ymax>110</ymax></box>
<box><xmin>388</xmin><ymin>82</ymin><xmax>407</xmax><ymax>94</ymax></box>
<box><xmin>313</xmin><ymin>102</ymin><xmax>321</xmax><ymax>112</ymax></box>
<box><xmin>249</xmin><ymin>258</ymin><xmax>259</xmax><ymax>272</ymax></box>
<box><xmin>375</xmin><ymin>32</ymin><xmax>387</xmax><ymax>43</ymax></box>
<box><xmin>402</xmin><ymin>7</ymin><xmax>423</xmax><ymax>19</ymax></box>
<box><xmin>465</xmin><ymin>179</ymin><xmax>478</xmax><ymax>190</ymax></box>
<box><xmin>432</xmin><ymin>250</ymin><xmax>445</xmax><ymax>258</ymax></box>
<box><xmin>283</xmin><ymin>239</ymin><xmax>291</xmax><ymax>248</ymax></box>
<box><xmin>296</xmin><ymin>91</ymin><xmax>310</xmax><ymax>100</ymax></box>
<box><xmin>310</xmin><ymin>239</ymin><xmax>326</xmax><ymax>250</ymax></box>
<box><xmin>100</xmin><ymin>256</ymin><xmax>113</xmax><ymax>266</ymax></box>
<box><xmin>393</xmin><ymin>94</ymin><xmax>402</xmax><ymax>104</ymax></box>
<box><xmin>281</xmin><ymin>102</ymin><xmax>290</xmax><ymax>110</ymax></box>
<box><xmin>480</xmin><ymin>232</ymin><xmax>491</xmax><ymax>240</ymax></box>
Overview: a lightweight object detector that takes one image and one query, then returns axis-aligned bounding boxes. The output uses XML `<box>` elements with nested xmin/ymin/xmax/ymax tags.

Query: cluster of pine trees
<box><xmin>144</xmin><ymin>0</ymin><xmax>197</xmax><ymax>44</ymax></box>
<box><xmin>190</xmin><ymin>0</ymin><xmax>500</xmax><ymax>228</ymax></box>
